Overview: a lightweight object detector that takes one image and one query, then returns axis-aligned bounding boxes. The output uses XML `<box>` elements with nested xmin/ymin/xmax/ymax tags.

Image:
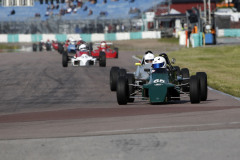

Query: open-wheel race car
<box><xmin>110</xmin><ymin>53</ymin><xmax>208</xmax><ymax>105</ymax></box>
<box><xmin>32</xmin><ymin>40</ymin><xmax>52</xmax><ymax>52</ymax></box>
<box><xmin>91</xmin><ymin>41</ymin><xmax>119</xmax><ymax>59</ymax></box>
<box><xmin>51</xmin><ymin>40</ymin><xmax>64</xmax><ymax>54</ymax></box>
<box><xmin>62</xmin><ymin>43</ymin><xmax>106</xmax><ymax>67</ymax></box>
<box><xmin>53</xmin><ymin>37</ymin><xmax>88</xmax><ymax>55</ymax></box>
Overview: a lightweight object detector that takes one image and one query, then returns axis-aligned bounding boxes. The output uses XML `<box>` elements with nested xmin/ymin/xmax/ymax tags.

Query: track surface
<box><xmin>0</xmin><ymin>48</ymin><xmax>239</xmax><ymax>138</ymax></box>
<box><xmin>0</xmin><ymin>47</ymin><xmax>240</xmax><ymax>159</ymax></box>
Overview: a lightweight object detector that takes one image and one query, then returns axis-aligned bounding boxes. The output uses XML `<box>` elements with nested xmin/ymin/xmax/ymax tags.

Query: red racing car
<box><xmin>91</xmin><ymin>41</ymin><xmax>119</xmax><ymax>59</ymax></box>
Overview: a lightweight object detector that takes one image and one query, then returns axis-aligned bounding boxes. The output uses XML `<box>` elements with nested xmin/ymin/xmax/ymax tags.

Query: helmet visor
<box><xmin>153</xmin><ymin>62</ymin><xmax>165</xmax><ymax>69</ymax></box>
<box><xmin>145</xmin><ymin>59</ymin><xmax>153</xmax><ymax>63</ymax></box>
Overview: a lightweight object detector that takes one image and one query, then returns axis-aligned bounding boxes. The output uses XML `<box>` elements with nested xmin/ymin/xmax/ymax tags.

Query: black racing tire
<box><xmin>58</xmin><ymin>43</ymin><xmax>63</xmax><ymax>54</ymax></box>
<box><xmin>99</xmin><ymin>51</ymin><xmax>106</xmax><ymax>67</ymax></box>
<box><xmin>196</xmin><ymin>72</ymin><xmax>208</xmax><ymax>101</ymax></box>
<box><xmin>118</xmin><ymin>68</ymin><xmax>127</xmax><ymax>77</ymax></box>
<box><xmin>110</xmin><ymin>66</ymin><xmax>120</xmax><ymax>91</ymax></box>
<box><xmin>126</xmin><ymin>73</ymin><xmax>135</xmax><ymax>102</ymax></box>
<box><xmin>32</xmin><ymin>43</ymin><xmax>37</xmax><ymax>52</ymax></box>
<box><xmin>173</xmin><ymin>66</ymin><xmax>181</xmax><ymax>76</ymax></box>
<box><xmin>62</xmin><ymin>51</ymin><xmax>68</xmax><ymax>67</ymax></box>
<box><xmin>46</xmin><ymin>43</ymin><xmax>51</xmax><ymax>51</ymax></box>
<box><xmin>117</xmin><ymin>76</ymin><xmax>129</xmax><ymax>105</ymax></box>
<box><xmin>89</xmin><ymin>42</ymin><xmax>93</xmax><ymax>52</ymax></box>
<box><xmin>39</xmin><ymin>43</ymin><xmax>43</xmax><ymax>52</ymax></box>
<box><xmin>190</xmin><ymin>75</ymin><xmax>200</xmax><ymax>104</ymax></box>
<box><xmin>114</xmin><ymin>47</ymin><xmax>119</xmax><ymax>58</ymax></box>
<box><xmin>181</xmin><ymin>68</ymin><xmax>190</xmax><ymax>92</ymax></box>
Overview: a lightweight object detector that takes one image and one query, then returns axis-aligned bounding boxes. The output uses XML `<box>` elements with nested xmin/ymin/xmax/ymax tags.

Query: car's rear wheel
<box><xmin>114</xmin><ymin>47</ymin><xmax>119</xmax><ymax>58</ymax></box>
<box><xmin>99</xmin><ymin>51</ymin><xmax>106</xmax><ymax>67</ymax></box>
<box><xmin>89</xmin><ymin>42</ymin><xmax>93</xmax><ymax>52</ymax></box>
<box><xmin>173</xmin><ymin>66</ymin><xmax>181</xmax><ymax>76</ymax></box>
<box><xmin>127</xmin><ymin>73</ymin><xmax>135</xmax><ymax>102</ymax></box>
<box><xmin>62</xmin><ymin>51</ymin><xmax>68</xmax><ymax>67</ymax></box>
<box><xmin>181</xmin><ymin>68</ymin><xmax>190</xmax><ymax>92</ymax></box>
<box><xmin>46</xmin><ymin>43</ymin><xmax>51</xmax><ymax>51</ymax></box>
<box><xmin>117</xmin><ymin>76</ymin><xmax>129</xmax><ymax>105</ymax></box>
<box><xmin>110</xmin><ymin>66</ymin><xmax>120</xmax><ymax>91</ymax></box>
<box><xmin>196</xmin><ymin>72</ymin><xmax>208</xmax><ymax>101</ymax></box>
<box><xmin>32</xmin><ymin>43</ymin><xmax>37</xmax><ymax>52</ymax></box>
<box><xmin>58</xmin><ymin>43</ymin><xmax>63</xmax><ymax>54</ymax></box>
<box><xmin>190</xmin><ymin>75</ymin><xmax>200</xmax><ymax>104</ymax></box>
<box><xmin>39</xmin><ymin>43</ymin><xmax>43</xmax><ymax>51</ymax></box>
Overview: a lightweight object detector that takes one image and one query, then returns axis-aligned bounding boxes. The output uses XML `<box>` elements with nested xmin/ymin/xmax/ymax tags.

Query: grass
<box><xmin>0</xmin><ymin>44</ymin><xmax>20</xmax><ymax>50</ymax></box>
<box><xmin>158</xmin><ymin>37</ymin><xmax>179</xmax><ymax>44</ymax></box>
<box><xmin>167</xmin><ymin>45</ymin><xmax>240</xmax><ymax>97</ymax></box>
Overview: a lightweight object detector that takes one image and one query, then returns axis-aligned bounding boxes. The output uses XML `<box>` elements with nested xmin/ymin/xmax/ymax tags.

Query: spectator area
<box><xmin>0</xmin><ymin>0</ymin><xmax>163</xmax><ymax>21</ymax></box>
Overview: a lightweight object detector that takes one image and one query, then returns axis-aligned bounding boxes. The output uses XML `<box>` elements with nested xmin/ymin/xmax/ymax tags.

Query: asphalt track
<box><xmin>0</xmin><ymin>48</ymin><xmax>240</xmax><ymax>159</ymax></box>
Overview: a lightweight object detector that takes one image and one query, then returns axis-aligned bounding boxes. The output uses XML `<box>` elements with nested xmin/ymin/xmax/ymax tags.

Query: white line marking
<box><xmin>132</xmin><ymin>55</ymin><xmax>141</xmax><ymax>62</ymax></box>
<box><xmin>86</xmin><ymin>121</ymin><xmax>240</xmax><ymax>135</ymax></box>
<box><xmin>208</xmin><ymin>87</ymin><xmax>240</xmax><ymax>101</ymax></box>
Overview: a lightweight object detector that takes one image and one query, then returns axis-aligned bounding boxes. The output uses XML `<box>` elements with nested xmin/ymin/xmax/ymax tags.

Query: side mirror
<box><xmin>135</xmin><ymin>63</ymin><xmax>141</xmax><ymax>66</ymax></box>
<box><xmin>171</xmin><ymin>58</ymin><xmax>176</xmax><ymax>64</ymax></box>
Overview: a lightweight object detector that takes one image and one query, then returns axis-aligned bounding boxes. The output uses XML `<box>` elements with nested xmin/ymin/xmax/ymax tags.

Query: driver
<box><xmin>100</xmin><ymin>41</ymin><xmax>107</xmax><ymax>48</ymax></box>
<box><xmin>69</xmin><ymin>37</ymin><xmax>75</xmax><ymax>45</ymax></box>
<box><xmin>76</xmin><ymin>37</ymin><xmax>86</xmax><ymax>45</ymax></box>
<box><xmin>135</xmin><ymin>51</ymin><xmax>155</xmax><ymax>80</ymax></box>
<box><xmin>79</xmin><ymin>44</ymin><xmax>87</xmax><ymax>51</ymax></box>
<box><xmin>152</xmin><ymin>56</ymin><xmax>167</xmax><ymax>69</ymax></box>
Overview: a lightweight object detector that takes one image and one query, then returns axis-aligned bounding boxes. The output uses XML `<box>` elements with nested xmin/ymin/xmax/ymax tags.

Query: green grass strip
<box><xmin>0</xmin><ymin>44</ymin><xmax>20</xmax><ymax>50</ymax></box>
<box><xmin>168</xmin><ymin>45</ymin><xmax>240</xmax><ymax>97</ymax></box>
<box><xmin>158</xmin><ymin>37</ymin><xmax>179</xmax><ymax>44</ymax></box>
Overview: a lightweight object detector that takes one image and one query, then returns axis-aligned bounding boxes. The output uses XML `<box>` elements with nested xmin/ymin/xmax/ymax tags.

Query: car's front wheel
<box><xmin>190</xmin><ymin>75</ymin><xmax>200</xmax><ymax>103</ymax></box>
<box><xmin>196</xmin><ymin>72</ymin><xmax>208</xmax><ymax>101</ymax></box>
<box><xmin>99</xmin><ymin>51</ymin><xmax>106</xmax><ymax>67</ymax></box>
<box><xmin>117</xmin><ymin>76</ymin><xmax>129</xmax><ymax>105</ymax></box>
<box><xmin>62</xmin><ymin>51</ymin><xmax>68</xmax><ymax>67</ymax></box>
<box><xmin>32</xmin><ymin>43</ymin><xmax>37</xmax><ymax>52</ymax></box>
<box><xmin>110</xmin><ymin>66</ymin><xmax>120</xmax><ymax>91</ymax></box>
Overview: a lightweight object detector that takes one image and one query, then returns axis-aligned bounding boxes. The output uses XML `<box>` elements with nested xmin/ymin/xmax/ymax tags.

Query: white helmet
<box><xmin>144</xmin><ymin>52</ymin><xmax>154</xmax><ymax>64</ymax></box>
<box><xmin>152</xmin><ymin>56</ymin><xmax>167</xmax><ymax>69</ymax></box>
<box><xmin>69</xmin><ymin>37</ymin><xmax>75</xmax><ymax>44</ymax></box>
<box><xmin>79</xmin><ymin>44</ymin><xmax>87</xmax><ymax>51</ymax></box>
<box><xmin>78</xmin><ymin>37</ymin><xmax>82</xmax><ymax>41</ymax></box>
<box><xmin>101</xmin><ymin>42</ymin><xmax>106</xmax><ymax>48</ymax></box>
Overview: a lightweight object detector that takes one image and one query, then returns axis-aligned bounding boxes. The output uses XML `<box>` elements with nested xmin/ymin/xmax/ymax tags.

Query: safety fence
<box><xmin>0</xmin><ymin>31</ymin><xmax>161</xmax><ymax>43</ymax></box>
<box><xmin>217</xmin><ymin>29</ymin><xmax>240</xmax><ymax>37</ymax></box>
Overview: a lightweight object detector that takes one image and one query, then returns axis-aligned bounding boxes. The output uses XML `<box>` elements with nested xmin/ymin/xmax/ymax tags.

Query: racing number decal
<box><xmin>153</xmin><ymin>79</ymin><xmax>165</xmax><ymax>83</ymax></box>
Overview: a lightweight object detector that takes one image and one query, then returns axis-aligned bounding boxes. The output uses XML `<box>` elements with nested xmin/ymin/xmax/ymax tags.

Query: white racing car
<box><xmin>62</xmin><ymin>44</ymin><xmax>106</xmax><ymax>67</ymax></box>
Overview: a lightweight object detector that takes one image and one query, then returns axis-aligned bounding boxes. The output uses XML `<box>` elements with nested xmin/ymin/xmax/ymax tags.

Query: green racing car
<box><xmin>112</xmin><ymin>53</ymin><xmax>208</xmax><ymax>105</ymax></box>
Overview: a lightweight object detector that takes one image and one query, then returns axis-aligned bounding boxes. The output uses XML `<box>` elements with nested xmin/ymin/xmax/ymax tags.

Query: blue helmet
<box><xmin>152</xmin><ymin>56</ymin><xmax>166</xmax><ymax>69</ymax></box>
